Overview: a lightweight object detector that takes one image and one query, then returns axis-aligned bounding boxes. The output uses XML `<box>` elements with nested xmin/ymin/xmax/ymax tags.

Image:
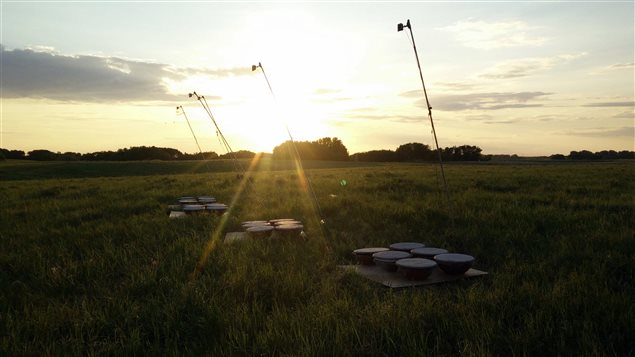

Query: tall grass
<box><xmin>1</xmin><ymin>160</ymin><xmax>633</xmax><ymax>355</ymax></box>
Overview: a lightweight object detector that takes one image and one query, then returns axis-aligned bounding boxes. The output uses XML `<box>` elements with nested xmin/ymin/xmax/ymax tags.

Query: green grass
<box><xmin>1</xmin><ymin>160</ymin><xmax>633</xmax><ymax>355</ymax></box>
<box><xmin>0</xmin><ymin>158</ymin><xmax>385</xmax><ymax>181</ymax></box>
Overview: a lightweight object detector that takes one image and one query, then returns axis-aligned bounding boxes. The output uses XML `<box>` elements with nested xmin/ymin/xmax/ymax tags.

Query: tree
<box><xmin>182</xmin><ymin>151</ymin><xmax>218</xmax><ymax>160</ymax></box>
<box><xmin>396</xmin><ymin>142</ymin><xmax>433</xmax><ymax>161</ymax></box>
<box><xmin>0</xmin><ymin>148</ymin><xmax>25</xmax><ymax>160</ymax></box>
<box><xmin>569</xmin><ymin>150</ymin><xmax>595</xmax><ymax>160</ymax></box>
<box><xmin>115</xmin><ymin>146</ymin><xmax>183</xmax><ymax>160</ymax></box>
<box><xmin>456</xmin><ymin>145</ymin><xmax>482</xmax><ymax>161</ymax></box>
<box><xmin>351</xmin><ymin>150</ymin><xmax>399</xmax><ymax>162</ymax></box>
<box><xmin>27</xmin><ymin>149</ymin><xmax>57</xmax><ymax>161</ymax></box>
<box><xmin>272</xmin><ymin>137</ymin><xmax>349</xmax><ymax>161</ymax></box>
<box><xmin>60</xmin><ymin>152</ymin><xmax>81</xmax><ymax>161</ymax></box>
<box><xmin>550</xmin><ymin>154</ymin><xmax>566</xmax><ymax>160</ymax></box>
<box><xmin>219</xmin><ymin>150</ymin><xmax>255</xmax><ymax>159</ymax></box>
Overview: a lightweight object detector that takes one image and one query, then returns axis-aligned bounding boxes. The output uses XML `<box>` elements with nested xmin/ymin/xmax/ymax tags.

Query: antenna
<box><xmin>188</xmin><ymin>91</ymin><xmax>244</xmax><ymax>174</ymax></box>
<box><xmin>398</xmin><ymin>19</ymin><xmax>453</xmax><ymax>220</ymax></box>
<box><xmin>177</xmin><ymin>105</ymin><xmax>205</xmax><ymax>157</ymax></box>
<box><xmin>252</xmin><ymin>62</ymin><xmax>327</xmax><ymax>229</ymax></box>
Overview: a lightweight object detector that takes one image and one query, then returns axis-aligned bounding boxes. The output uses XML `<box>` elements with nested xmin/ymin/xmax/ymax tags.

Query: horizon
<box><xmin>5</xmin><ymin>141</ymin><xmax>632</xmax><ymax>158</ymax></box>
<box><xmin>2</xmin><ymin>2</ymin><xmax>633</xmax><ymax>156</ymax></box>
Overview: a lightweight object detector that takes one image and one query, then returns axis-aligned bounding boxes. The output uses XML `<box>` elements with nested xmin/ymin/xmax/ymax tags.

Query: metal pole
<box><xmin>177</xmin><ymin>105</ymin><xmax>204</xmax><ymax>157</ymax></box>
<box><xmin>189</xmin><ymin>92</ymin><xmax>244</xmax><ymax>174</ymax></box>
<box><xmin>399</xmin><ymin>19</ymin><xmax>452</xmax><ymax>214</ymax></box>
<box><xmin>252</xmin><ymin>62</ymin><xmax>326</xmax><ymax>227</ymax></box>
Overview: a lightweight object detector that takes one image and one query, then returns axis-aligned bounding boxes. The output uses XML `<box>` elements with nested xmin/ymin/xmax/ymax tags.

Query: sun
<box><xmin>164</xmin><ymin>7</ymin><xmax>347</xmax><ymax>154</ymax></box>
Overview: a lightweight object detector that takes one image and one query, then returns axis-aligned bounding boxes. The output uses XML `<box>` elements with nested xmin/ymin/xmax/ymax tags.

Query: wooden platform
<box><xmin>338</xmin><ymin>264</ymin><xmax>487</xmax><ymax>288</ymax></box>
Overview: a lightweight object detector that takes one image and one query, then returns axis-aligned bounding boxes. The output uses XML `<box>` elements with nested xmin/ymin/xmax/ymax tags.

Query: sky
<box><xmin>1</xmin><ymin>1</ymin><xmax>633</xmax><ymax>156</ymax></box>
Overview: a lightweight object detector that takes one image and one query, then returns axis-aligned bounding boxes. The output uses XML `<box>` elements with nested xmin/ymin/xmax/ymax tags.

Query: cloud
<box><xmin>313</xmin><ymin>88</ymin><xmax>340</xmax><ymax>95</ymax></box>
<box><xmin>583</xmin><ymin>101</ymin><xmax>635</xmax><ymax>108</ymax></box>
<box><xmin>558</xmin><ymin>126</ymin><xmax>634</xmax><ymax>137</ymax></box>
<box><xmin>349</xmin><ymin>107</ymin><xmax>376</xmax><ymax>112</ymax></box>
<box><xmin>400</xmin><ymin>91</ymin><xmax>552</xmax><ymax>111</ymax></box>
<box><xmin>483</xmin><ymin>120</ymin><xmax>519</xmax><ymax>125</ymax></box>
<box><xmin>1</xmin><ymin>46</ymin><xmax>251</xmax><ymax>103</ymax></box>
<box><xmin>463</xmin><ymin>114</ymin><xmax>493</xmax><ymax>121</ymax></box>
<box><xmin>612</xmin><ymin>110</ymin><xmax>634</xmax><ymax>119</ymax></box>
<box><xmin>346</xmin><ymin>113</ymin><xmax>427</xmax><ymax>123</ymax></box>
<box><xmin>591</xmin><ymin>62</ymin><xmax>635</xmax><ymax>74</ymax></box>
<box><xmin>479</xmin><ymin>53</ymin><xmax>587</xmax><ymax>79</ymax></box>
<box><xmin>435</xmin><ymin>81</ymin><xmax>479</xmax><ymax>91</ymax></box>
<box><xmin>607</xmin><ymin>62</ymin><xmax>635</xmax><ymax>70</ymax></box>
<box><xmin>439</xmin><ymin>19</ymin><xmax>548</xmax><ymax>49</ymax></box>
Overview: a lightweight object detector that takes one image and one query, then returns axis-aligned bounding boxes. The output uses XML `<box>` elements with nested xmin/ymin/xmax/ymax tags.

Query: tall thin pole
<box><xmin>398</xmin><ymin>19</ymin><xmax>452</xmax><ymax>214</ymax></box>
<box><xmin>189</xmin><ymin>92</ymin><xmax>244</xmax><ymax>174</ymax></box>
<box><xmin>252</xmin><ymin>62</ymin><xmax>326</xmax><ymax>228</ymax></box>
<box><xmin>177</xmin><ymin>105</ymin><xmax>204</xmax><ymax>158</ymax></box>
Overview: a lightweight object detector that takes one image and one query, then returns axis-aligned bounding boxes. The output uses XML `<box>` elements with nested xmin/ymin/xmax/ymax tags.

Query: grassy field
<box><xmin>1</xmin><ymin>159</ymin><xmax>633</xmax><ymax>355</ymax></box>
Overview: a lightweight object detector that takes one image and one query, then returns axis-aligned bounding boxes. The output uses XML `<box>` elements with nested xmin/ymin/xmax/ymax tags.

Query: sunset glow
<box><xmin>2</xmin><ymin>2</ymin><xmax>633</xmax><ymax>156</ymax></box>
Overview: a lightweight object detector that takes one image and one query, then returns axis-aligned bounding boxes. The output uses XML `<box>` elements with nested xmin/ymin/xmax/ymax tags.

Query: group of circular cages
<box><xmin>241</xmin><ymin>219</ymin><xmax>305</xmax><ymax>239</ymax></box>
<box><xmin>170</xmin><ymin>196</ymin><xmax>229</xmax><ymax>215</ymax></box>
<box><xmin>354</xmin><ymin>243</ymin><xmax>476</xmax><ymax>280</ymax></box>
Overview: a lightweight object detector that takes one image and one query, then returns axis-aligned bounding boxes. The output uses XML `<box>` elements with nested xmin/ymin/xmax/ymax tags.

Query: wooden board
<box><xmin>338</xmin><ymin>264</ymin><xmax>487</xmax><ymax>288</ymax></box>
<box><xmin>168</xmin><ymin>211</ymin><xmax>187</xmax><ymax>219</ymax></box>
<box><xmin>224</xmin><ymin>231</ymin><xmax>247</xmax><ymax>244</ymax></box>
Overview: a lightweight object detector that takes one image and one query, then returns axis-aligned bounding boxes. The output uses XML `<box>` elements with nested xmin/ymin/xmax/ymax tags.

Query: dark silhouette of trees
<box><xmin>617</xmin><ymin>150</ymin><xmax>635</xmax><ymax>159</ymax></box>
<box><xmin>441</xmin><ymin>145</ymin><xmax>482</xmax><ymax>161</ymax></box>
<box><xmin>563</xmin><ymin>150</ymin><xmax>635</xmax><ymax>160</ymax></box>
<box><xmin>219</xmin><ymin>150</ymin><xmax>255</xmax><ymax>159</ymax></box>
<box><xmin>352</xmin><ymin>143</ymin><xmax>483</xmax><ymax>162</ymax></box>
<box><xmin>27</xmin><ymin>149</ymin><xmax>58</xmax><ymax>161</ymax></box>
<box><xmin>14</xmin><ymin>146</ymin><xmax>221</xmax><ymax>161</ymax></box>
<box><xmin>569</xmin><ymin>150</ymin><xmax>596</xmax><ymax>160</ymax></box>
<box><xmin>182</xmin><ymin>151</ymin><xmax>219</xmax><ymax>160</ymax></box>
<box><xmin>115</xmin><ymin>146</ymin><xmax>182</xmax><ymax>161</ymax></box>
<box><xmin>59</xmin><ymin>152</ymin><xmax>82</xmax><ymax>161</ymax></box>
<box><xmin>272</xmin><ymin>137</ymin><xmax>349</xmax><ymax>161</ymax></box>
<box><xmin>550</xmin><ymin>154</ymin><xmax>566</xmax><ymax>160</ymax></box>
<box><xmin>396</xmin><ymin>143</ymin><xmax>434</xmax><ymax>161</ymax></box>
<box><xmin>351</xmin><ymin>150</ymin><xmax>399</xmax><ymax>162</ymax></box>
<box><xmin>0</xmin><ymin>149</ymin><xmax>25</xmax><ymax>160</ymax></box>
<box><xmin>3</xmin><ymin>142</ymin><xmax>633</xmax><ymax>162</ymax></box>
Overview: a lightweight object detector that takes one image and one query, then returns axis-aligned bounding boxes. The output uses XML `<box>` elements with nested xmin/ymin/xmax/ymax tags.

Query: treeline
<box><xmin>3</xmin><ymin>141</ymin><xmax>632</xmax><ymax>162</ymax></box>
<box><xmin>272</xmin><ymin>137</ymin><xmax>349</xmax><ymax>161</ymax></box>
<box><xmin>0</xmin><ymin>146</ymin><xmax>256</xmax><ymax>161</ymax></box>
<box><xmin>351</xmin><ymin>143</ymin><xmax>484</xmax><ymax>162</ymax></box>
<box><xmin>550</xmin><ymin>150</ymin><xmax>634</xmax><ymax>160</ymax></box>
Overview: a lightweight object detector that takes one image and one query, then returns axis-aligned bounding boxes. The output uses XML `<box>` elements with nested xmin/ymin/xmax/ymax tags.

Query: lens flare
<box><xmin>190</xmin><ymin>153</ymin><xmax>263</xmax><ymax>279</ymax></box>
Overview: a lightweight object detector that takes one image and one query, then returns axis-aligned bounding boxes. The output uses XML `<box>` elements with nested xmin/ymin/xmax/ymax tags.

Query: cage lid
<box><xmin>269</xmin><ymin>218</ymin><xmax>295</xmax><ymax>223</ymax></box>
<box><xmin>395</xmin><ymin>258</ymin><xmax>437</xmax><ymax>269</ymax></box>
<box><xmin>243</xmin><ymin>220</ymin><xmax>269</xmax><ymax>224</ymax></box>
<box><xmin>182</xmin><ymin>204</ymin><xmax>205</xmax><ymax>211</ymax></box>
<box><xmin>205</xmin><ymin>203</ymin><xmax>228</xmax><ymax>210</ymax></box>
<box><xmin>275</xmin><ymin>224</ymin><xmax>303</xmax><ymax>231</ymax></box>
<box><xmin>433</xmin><ymin>253</ymin><xmax>475</xmax><ymax>264</ymax></box>
<box><xmin>372</xmin><ymin>250</ymin><xmax>412</xmax><ymax>261</ymax></box>
<box><xmin>389</xmin><ymin>242</ymin><xmax>426</xmax><ymax>251</ymax></box>
<box><xmin>198</xmin><ymin>197</ymin><xmax>216</xmax><ymax>203</ymax></box>
<box><xmin>246</xmin><ymin>225</ymin><xmax>274</xmax><ymax>233</ymax></box>
<box><xmin>179</xmin><ymin>198</ymin><xmax>199</xmax><ymax>204</ymax></box>
<box><xmin>353</xmin><ymin>247</ymin><xmax>390</xmax><ymax>256</ymax></box>
<box><xmin>274</xmin><ymin>220</ymin><xmax>303</xmax><ymax>226</ymax></box>
<box><xmin>411</xmin><ymin>247</ymin><xmax>449</xmax><ymax>256</ymax></box>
